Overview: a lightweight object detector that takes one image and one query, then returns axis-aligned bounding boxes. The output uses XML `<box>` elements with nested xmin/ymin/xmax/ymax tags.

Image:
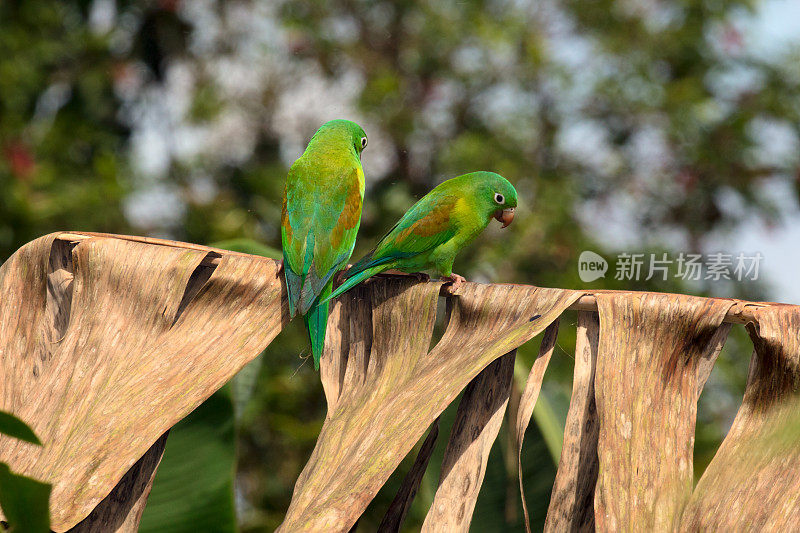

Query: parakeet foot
<box><xmin>440</xmin><ymin>273</ymin><xmax>466</xmax><ymax>290</ymax></box>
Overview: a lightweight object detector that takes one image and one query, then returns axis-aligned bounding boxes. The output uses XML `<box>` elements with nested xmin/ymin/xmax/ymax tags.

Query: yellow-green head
<box><xmin>446</xmin><ymin>171</ymin><xmax>517</xmax><ymax>228</ymax></box>
<box><xmin>305</xmin><ymin>119</ymin><xmax>368</xmax><ymax>160</ymax></box>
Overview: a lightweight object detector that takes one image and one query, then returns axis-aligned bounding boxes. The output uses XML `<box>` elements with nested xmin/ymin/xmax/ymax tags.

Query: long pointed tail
<box><xmin>324</xmin><ymin>265</ymin><xmax>386</xmax><ymax>304</ymax></box>
<box><xmin>304</xmin><ymin>285</ymin><xmax>331</xmax><ymax>370</ymax></box>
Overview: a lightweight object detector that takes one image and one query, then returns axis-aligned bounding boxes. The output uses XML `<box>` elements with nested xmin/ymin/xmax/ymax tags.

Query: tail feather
<box><xmin>324</xmin><ymin>265</ymin><xmax>386</xmax><ymax>303</ymax></box>
<box><xmin>304</xmin><ymin>285</ymin><xmax>331</xmax><ymax>370</ymax></box>
<box><xmin>298</xmin><ymin>262</ymin><xmax>338</xmax><ymax>316</ymax></box>
<box><xmin>283</xmin><ymin>253</ymin><xmax>302</xmax><ymax>318</ymax></box>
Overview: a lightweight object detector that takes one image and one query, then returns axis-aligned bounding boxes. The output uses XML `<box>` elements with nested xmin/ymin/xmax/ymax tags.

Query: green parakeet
<box><xmin>281</xmin><ymin>119</ymin><xmax>368</xmax><ymax>370</ymax></box>
<box><xmin>326</xmin><ymin>171</ymin><xmax>517</xmax><ymax>301</ymax></box>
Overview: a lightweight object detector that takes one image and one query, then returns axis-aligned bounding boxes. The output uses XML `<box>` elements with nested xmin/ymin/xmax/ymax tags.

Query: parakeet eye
<box><xmin>494</xmin><ymin>193</ymin><xmax>505</xmax><ymax>204</ymax></box>
<box><xmin>360</xmin><ymin>136</ymin><xmax>368</xmax><ymax>149</ymax></box>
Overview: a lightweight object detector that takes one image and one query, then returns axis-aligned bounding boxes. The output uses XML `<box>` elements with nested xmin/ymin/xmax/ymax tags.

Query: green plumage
<box><xmin>281</xmin><ymin>119</ymin><xmax>368</xmax><ymax>369</ymax></box>
<box><xmin>327</xmin><ymin>171</ymin><xmax>517</xmax><ymax>301</ymax></box>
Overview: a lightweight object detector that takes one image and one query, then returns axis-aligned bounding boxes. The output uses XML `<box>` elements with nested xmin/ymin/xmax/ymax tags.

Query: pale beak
<box><xmin>494</xmin><ymin>208</ymin><xmax>515</xmax><ymax>228</ymax></box>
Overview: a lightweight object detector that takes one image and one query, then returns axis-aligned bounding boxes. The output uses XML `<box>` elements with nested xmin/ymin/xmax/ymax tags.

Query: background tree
<box><xmin>1</xmin><ymin>0</ymin><xmax>798</xmax><ymax>530</ymax></box>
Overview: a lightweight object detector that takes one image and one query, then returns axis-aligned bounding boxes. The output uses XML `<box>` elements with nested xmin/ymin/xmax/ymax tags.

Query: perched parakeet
<box><xmin>326</xmin><ymin>171</ymin><xmax>517</xmax><ymax>301</ymax></box>
<box><xmin>281</xmin><ymin>119</ymin><xmax>368</xmax><ymax>369</ymax></box>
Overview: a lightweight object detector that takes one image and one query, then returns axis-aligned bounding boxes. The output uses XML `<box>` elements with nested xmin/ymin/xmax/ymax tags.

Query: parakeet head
<box><xmin>308</xmin><ymin>119</ymin><xmax>368</xmax><ymax>158</ymax></box>
<box><xmin>463</xmin><ymin>171</ymin><xmax>517</xmax><ymax>228</ymax></box>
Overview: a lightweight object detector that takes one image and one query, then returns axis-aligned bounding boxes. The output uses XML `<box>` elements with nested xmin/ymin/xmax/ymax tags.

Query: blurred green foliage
<box><xmin>1</xmin><ymin>0</ymin><xmax>798</xmax><ymax>530</ymax></box>
<box><xmin>0</xmin><ymin>412</ymin><xmax>51</xmax><ymax>533</ymax></box>
<box><xmin>139</xmin><ymin>389</ymin><xmax>238</xmax><ymax>533</ymax></box>
<box><xmin>0</xmin><ymin>411</ymin><xmax>41</xmax><ymax>446</ymax></box>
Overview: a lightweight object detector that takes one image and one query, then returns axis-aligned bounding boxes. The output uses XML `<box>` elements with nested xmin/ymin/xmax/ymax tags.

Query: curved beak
<box><xmin>493</xmin><ymin>208</ymin><xmax>515</xmax><ymax>228</ymax></box>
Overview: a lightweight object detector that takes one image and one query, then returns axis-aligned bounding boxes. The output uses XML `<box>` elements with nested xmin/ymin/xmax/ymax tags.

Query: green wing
<box><xmin>353</xmin><ymin>191</ymin><xmax>458</xmax><ymax>272</ymax></box>
<box><xmin>281</xmin><ymin>161</ymin><xmax>363</xmax><ymax>316</ymax></box>
<box><xmin>325</xmin><ymin>192</ymin><xmax>458</xmax><ymax>302</ymax></box>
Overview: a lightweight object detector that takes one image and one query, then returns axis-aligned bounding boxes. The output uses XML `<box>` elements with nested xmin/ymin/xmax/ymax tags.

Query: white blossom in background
<box><xmin>271</xmin><ymin>67</ymin><xmax>365</xmax><ymax>164</ymax></box>
<box><xmin>123</xmin><ymin>183</ymin><xmax>186</xmax><ymax>230</ymax></box>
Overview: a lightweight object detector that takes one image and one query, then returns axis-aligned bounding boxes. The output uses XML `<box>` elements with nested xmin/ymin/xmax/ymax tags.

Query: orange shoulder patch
<box><xmin>330</xmin><ymin>171</ymin><xmax>364</xmax><ymax>250</ymax></box>
<box><xmin>398</xmin><ymin>196</ymin><xmax>457</xmax><ymax>242</ymax></box>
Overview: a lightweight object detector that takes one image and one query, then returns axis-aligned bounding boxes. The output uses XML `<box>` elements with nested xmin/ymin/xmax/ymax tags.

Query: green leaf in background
<box><xmin>471</xmin><ymin>417</ymin><xmax>558</xmax><ymax>532</ymax></box>
<box><xmin>464</xmin><ymin>362</ymin><xmax>566</xmax><ymax>532</ymax></box>
<box><xmin>513</xmin><ymin>362</ymin><xmax>564</xmax><ymax>464</ymax></box>
<box><xmin>0</xmin><ymin>463</ymin><xmax>52</xmax><ymax>533</ymax></box>
<box><xmin>0</xmin><ymin>411</ymin><xmax>41</xmax><ymax>445</ymax></box>
<box><xmin>0</xmin><ymin>411</ymin><xmax>50</xmax><ymax>533</ymax></box>
<box><xmin>212</xmin><ymin>239</ymin><xmax>282</xmax><ymax>260</ymax></box>
<box><xmin>532</xmin><ymin>394</ymin><xmax>564</xmax><ymax>465</ymax></box>
<box><xmin>139</xmin><ymin>388</ymin><xmax>238</xmax><ymax>533</ymax></box>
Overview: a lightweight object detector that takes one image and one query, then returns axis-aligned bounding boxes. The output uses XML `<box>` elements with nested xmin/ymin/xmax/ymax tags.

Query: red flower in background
<box><xmin>158</xmin><ymin>0</ymin><xmax>180</xmax><ymax>12</ymax></box>
<box><xmin>4</xmin><ymin>141</ymin><xmax>35</xmax><ymax>181</ymax></box>
<box><xmin>721</xmin><ymin>25</ymin><xmax>744</xmax><ymax>55</ymax></box>
<box><xmin>676</xmin><ymin>168</ymin><xmax>698</xmax><ymax>192</ymax></box>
